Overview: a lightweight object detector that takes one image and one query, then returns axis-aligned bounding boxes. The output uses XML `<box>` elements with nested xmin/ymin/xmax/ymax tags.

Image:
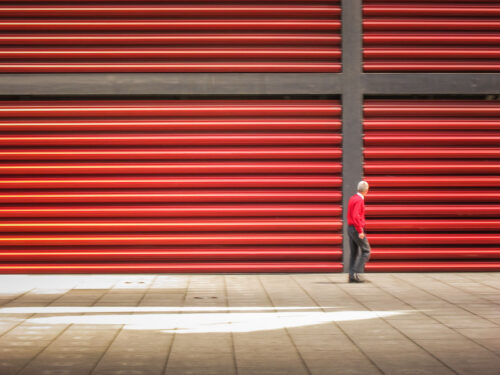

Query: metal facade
<box><xmin>0</xmin><ymin>0</ymin><xmax>499</xmax><ymax>272</ymax></box>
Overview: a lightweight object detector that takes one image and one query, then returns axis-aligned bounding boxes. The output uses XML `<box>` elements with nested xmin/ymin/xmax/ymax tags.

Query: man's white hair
<box><xmin>357</xmin><ymin>180</ymin><xmax>369</xmax><ymax>193</ymax></box>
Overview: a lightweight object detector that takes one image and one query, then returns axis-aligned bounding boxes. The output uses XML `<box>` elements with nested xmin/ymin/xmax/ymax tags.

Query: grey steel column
<box><xmin>340</xmin><ymin>0</ymin><xmax>364</xmax><ymax>273</ymax></box>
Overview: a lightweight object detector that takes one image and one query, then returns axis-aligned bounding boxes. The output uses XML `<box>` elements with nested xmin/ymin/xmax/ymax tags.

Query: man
<box><xmin>347</xmin><ymin>181</ymin><xmax>371</xmax><ymax>283</ymax></box>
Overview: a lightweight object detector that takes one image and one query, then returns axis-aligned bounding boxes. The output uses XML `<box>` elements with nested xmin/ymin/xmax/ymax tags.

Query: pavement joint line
<box><xmin>88</xmin><ymin>282</ymin><xmax>130</xmax><ymax>375</ymax></box>
<box><xmin>396</xmin><ymin>273</ymin><xmax>500</xmax><ymax>328</ymax></box>
<box><xmin>389</xmin><ymin>274</ymin><xmax>500</xmax><ymax>359</ymax></box>
<box><xmin>0</xmin><ymin>286</ymin><xmax>38</xmax><ymax>339</ymax></box>
<box><xmin>223</xmin><ymin>275</ymin><xmax>239</xmax><ymax>375</ymax></box>
<box><xmin>89</xmin><ymin>275</ymin><xmax>157</xmax><ymax>375</ymax></box>
<box><xmin>426</xmin><ymin>274</ymin><xmax>500</xmax><ymax>307</ymax></box>
<box><xmin>14</xmin><ymin>275</ymin><xmax>120</xmax><ymax>375</ymax></box>
<box><xmin>4</xmin><ymin>285</ymin><xmax>87</xmax><ymax>374</ymax></box>
<box><xmin>162</xmin><ymin>274</ymin><xmax>191</xmax><ymax>375</ymax></box>
<box><xmin>0</xmin><ymin>286</ymin><xmax>36</xmax><ymax>308</ymax></box>
<box><xmin>461</xmin><ymin>274</ymin><xmax>500</xmax><ymax>292</ymax></box>
<box><xmin>258</xmin><ymin>274</ymin><xmax>312</xmax><ymax>375</ymax></box>
<box><xmin>332</xmin><ymin>274</ymin><xmax>460</xmax><ymax>375</ymax></box>
<box><xmin>0</xmin><ymin>286</ymin><xmax>64</xmax><ymax>374</ymax></box>
<box><xmin>291</xmin><ymin>274</ymin><xmax>386</xmax><ymax>375</ymax></box>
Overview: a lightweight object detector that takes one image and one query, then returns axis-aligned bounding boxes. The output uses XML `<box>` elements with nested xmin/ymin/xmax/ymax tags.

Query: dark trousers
<box><xmin>348</xmin><ymin>225</ymin><xmax>371</xmax><ymax>276</ymax></box>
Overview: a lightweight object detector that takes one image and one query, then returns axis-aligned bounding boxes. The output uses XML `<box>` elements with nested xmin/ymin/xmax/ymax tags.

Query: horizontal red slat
<box><xmin>0</xmin><ymin>148</ymin><xmax>342</xmax><ymax>161</ymax></box>
<box><xmin>367</xmin><ymin>219</ymin><xmax>500</xmax><ymax>231</ymax></box>
<box><xmin>364</xmin><ymin>5</ymin><xmax>500</xmax><ymax>17</ymax></box>
<box><xmin>364</xmin><ymin>161</ymin><xmax>500</xmax><ymax>175</ymax></box>
<box><xmin>369</xmin><ymin>234</ymin><xmax>500</xmax><ymax>245</ymax></box>
<box><xmin>0</xmin><ymin>6</ymin><xmax>341</xmax><ymax>17</ymax></box>
<box><xmin>0</xmin><ymin>48</ymin><xmax>341</xmax><ymax>60</ymax></box>
<box><xmin>0</xmin><ymin>205</ymin><xmax>342</xmax><ymax>218</ymax></box>
<box><xmin>0</xmin><ymin>62</ymin><xmax>342</xmax><ymax>73</ymax></box>
<box><xmin>364</xmin><ymin>62</ymin><xmax>500</xmax><ymax>72</ymax></box>
<box><xmin>366</xmin><ymin>205</ymin><xmax>500</xmax><ymax>217</ymax></box>
<box><xmin>0</xmin><ymin>34</ymin><xmax>342</xmax><ymax>46</ymax></box>
<box><xmin>364</xmin><ymin>33</ymin><xmax>500</xmax><ymax>45</ymax></box>
<box><xmin>0</xmin><ymin>176</ymin><xmax>342</xmax><ymax>189</ymax></box>
<box><xmin>0</xmin><ymin>20</ymin><xmax>341</xmax><ymax>31</ymax></box>
<box><xmin>0</xmin><ymin>99</ymin><xmax>338</xmax><ymax>105</ymax></box>
<box><xmin>364</xmin><ymin>120</ymin><xmax>500</xmax><ymax>130</ymax></box>
<box><xmin>0</xmin><ymin>190</ymin><xmax>342</xmax><ymax>204</ymax></box>
<box><xmin>364</xmin><ymin>103</ymin><xmax>500</xmax><ymax>117</ymax></box>
<box><xmin>0</xmin><ymin>219</ymin><xmax>342</xmax><ymax>233</ymax></box>
<box><xmin>0</xmin><ymin>119</ymin><xmax>341</xmax><ymax>132</ymax></box>
<box><xmin>370</xmin><ymin>248</ymin><xmax>500</xmax><ymax>260</ymax></box>
<box><xmin>3</xmin><ymin>1</ymin><xmax>340</xmax><ymax>3</ymax></box>
<box><xmin>365</xmin><ymin>99</ymin><xmax>500</xmax><ymax>106</ymax></box>
<box><xmin>366</xmin><ymin>262</ymin><xmax>500</xmax><ymax>272</ymax></box>
<box><xmin>0</xmin><ymin>100</ymin><xmax>341</xmax><ymax>117</ymax></box>
<box><xmin>0</xmin><ymin>134</ymin><xmax>342</xmax><ymax>146</ymax></box>
<box><xmin>364</xmin><ymin>19</ymin><xmax>500</xmax><ymax>31</ymax></box>
<box><xmin>0</xmin><ymin>247</ymin><xmax>343</xmax><ymax>262</ymax></box>
<box><xmin>364</xmin><ymin>148</ymin><xmax>500</xmax><ymax>159</ymax></box>
<box><xmin>0</xmin><ymin>161</ymin><xmax>342</xmax><ymax>175</ymax></box>
<box><xmin>365</xmin><ymin>47</ymin><xmax>500</xmax><ymax>59</ymax></box>
<box><xmin>365</xmin><ymin>133</ymin><xmax>500</xmax><ymax>146</ymax></box>
<box><xmin>364</xmin><ymin>0</ymin><xmax>500</xmax><ymax>2</ymax></box>
<box><xmin>367</xmin><ymin>191</ymin><xmax>500</xmax><ymax>203</ymax></box>
<box><xmin>0</xmin><ymin>233</ymin><xmax>343</xmax><ymax>246</ymax></box>
<box><xmin>0</xmin><ymin>262</ymin><xmax>344</xmax><ymax>274</ymax></box>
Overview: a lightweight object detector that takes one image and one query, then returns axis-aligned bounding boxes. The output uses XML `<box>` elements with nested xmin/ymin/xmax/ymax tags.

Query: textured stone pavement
<box><xmin>0</xmin><ymin>273</ymin><xmax>499</xmax><ymax>375</ymax></box>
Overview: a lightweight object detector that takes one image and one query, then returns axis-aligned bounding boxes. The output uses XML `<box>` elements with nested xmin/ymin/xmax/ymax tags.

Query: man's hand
<box><xmin>359</xmin><ymin>232</ymin><xmax>365</xmax><ymax>239</ymax></box>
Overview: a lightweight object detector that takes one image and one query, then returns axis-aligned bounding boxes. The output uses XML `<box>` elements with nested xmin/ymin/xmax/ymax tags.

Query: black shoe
<box><xmin>348</xmin><ymin>273</ymin><xmax>365</xmax><ymax>283</ymax></box>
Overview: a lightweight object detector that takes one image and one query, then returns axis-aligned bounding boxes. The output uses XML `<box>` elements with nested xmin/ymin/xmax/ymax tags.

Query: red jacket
<box><xmin>347</xmin><ymin>193</ymin><xmax>365</xmax><ymax>234</ymax></box>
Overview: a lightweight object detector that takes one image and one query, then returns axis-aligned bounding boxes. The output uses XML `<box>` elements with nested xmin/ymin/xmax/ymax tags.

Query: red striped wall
<box><xmin>363</xmin><ymin>99</ymin><xmax>500</xmax><ymax>271</ymax></box>
<box><xmin>0</xmin><ymin>99</ymin><xmax>343</xmax><ymax>273</ymax></box>
<box><xmin>363</xmin><ymin>0</ymin><xmax>500</xmax><ymax>72</ymax></box>
<box><xmin>0</xmin><ymin>0</ymin><xmax>341</xmax><ymax>73</ymax></box>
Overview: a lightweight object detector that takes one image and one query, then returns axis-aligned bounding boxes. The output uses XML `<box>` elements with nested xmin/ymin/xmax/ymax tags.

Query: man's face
<box><xmin>363</xmin><ymin>186</ymin><xmax>369</xmax><ymax>196</ymax></box>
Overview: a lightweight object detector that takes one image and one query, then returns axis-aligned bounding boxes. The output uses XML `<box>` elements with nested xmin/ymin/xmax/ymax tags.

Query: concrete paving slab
<box><xmin>0</xmin><ymin>273</ymin><xmax>498</xmax><ymax>375</ymax></box>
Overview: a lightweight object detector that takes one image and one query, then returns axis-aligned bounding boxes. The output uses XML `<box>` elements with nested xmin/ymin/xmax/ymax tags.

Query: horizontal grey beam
<box><xmin>3</xmin><ymin>72</ymin><xmax>500</xmax><ymax>97</ymax></box>
<box><xmin>0</xmin><ymin>73</ymin><xmax>342</xmax><ymax>96</ymax></box>
<box><xmin>363</xmin><ymin>73</ymin><xmax>500</xmax><ymax>95</ymax></box>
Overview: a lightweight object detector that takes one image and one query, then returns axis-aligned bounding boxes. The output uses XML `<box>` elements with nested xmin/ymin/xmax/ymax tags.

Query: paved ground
<box><xmin>0</xmin><ymin>273</ymin><xmax>498</xmax><ymax>375</ymax></box>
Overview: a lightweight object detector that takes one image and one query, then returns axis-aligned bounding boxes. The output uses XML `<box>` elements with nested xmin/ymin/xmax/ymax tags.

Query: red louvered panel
<box><xmin>364</xmin><ymin>99</ymin><xmax>500</xmax><ymax>272</ymax></box>
<box><xmin>363</xmin><ymin>1</ymin><xmax>500</xmax><ymax>72</ymax></box>
<box><xmin>0</xmin><ymin>1</ymin><xmax>341</xmax><ymax>73</ymax></box>
<box><xmin>0</xmin><ymin>99</ymin><xmax>342</xmax><ymax>273</ymax></box>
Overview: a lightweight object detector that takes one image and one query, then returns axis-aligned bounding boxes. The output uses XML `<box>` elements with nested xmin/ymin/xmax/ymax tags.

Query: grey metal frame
<box><xmin>1</xmin><ymin>0</ymin><xmax>500</xmax><ymax>272</ymax></box>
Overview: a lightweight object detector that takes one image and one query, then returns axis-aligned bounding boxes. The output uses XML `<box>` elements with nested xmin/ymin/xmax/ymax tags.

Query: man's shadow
<box><xmin>314</xmin><ymin>281</ymin><xmax>371</xmax><ymax>284</ymax></box>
